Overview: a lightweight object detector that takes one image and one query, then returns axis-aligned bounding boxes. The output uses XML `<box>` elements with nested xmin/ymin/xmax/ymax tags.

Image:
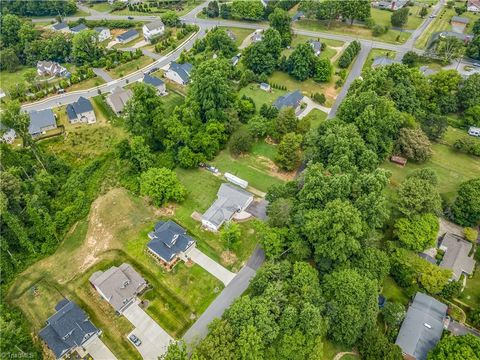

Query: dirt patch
<box><xmin>154</xmin><ymin>203</ymin><xmax>176</xmax><ymax>217</ymax></box>
<box><xmin>256</xmin><ymin>155</ymin><xmax>296</xmax><ymax>181</ymax></box>
<box><xmin>324</xmin><ymin>84</ymin><xmax>338</xmax><ymax>101</ymax></box>
<box><xmin>191</xmin><ymin>211</ymin><xmax>202</xmax><ymax>222</ymax></box>
<box><xmin>265</xmin><ymin>136</ymin><xmax>278</xmax><ymax>145</ymax></box>
<box><xmin>221</xmin><ymin>251</ymin><xmax>238</xmax><ymax>266</ymax></box>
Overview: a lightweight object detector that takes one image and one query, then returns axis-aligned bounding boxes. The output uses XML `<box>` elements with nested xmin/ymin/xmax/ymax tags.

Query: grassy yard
<box><xmin>107</xmin><ymin>56</ymin><xmax>154</xmax><ymax>79</ymax></box>
<box><xmin>371</xmin><ymin>6</ymin><xmax>429</xmax><ymax>30</ymax></box>
<box><xmin>323</xmin><ymin>340</ymin><xmax>352</xmax><ymax>360</ymax></box>
<box><xmin>239</xmin><ymin>83</ymin><xmax>288</xmax><ymax>109</ymax></box>
<box><xmin>220</xmin><ymin>26</ymin><xmax>255</xmax><ymax>47</ymax></box>
<box><xmin>163</xmin><ymin>90</ymin><xmax>185</xmax><ymax>116</ymax></box>
<box><xmin>283</xmin><ymin>34</ymin><xmax>343</xmax><ymax>59</ymax></box>
<box><xmin>90</xmin><ymin>2</ymin><xmax>113</xmax><ymax>12</ymax></box>
<box><xmin>382</xmin><ymin>276</ymin><xmax>411</xmax><ymax>305</ymax></box>
<box><xmin>380</xmin><ymin>127</ymin><xmax>480</xmax><ymax>203</ymax></box>
<box><xmin>66</xmin><ymin>76</ymin><xmax>105</xmax><ymax>92</ymax></box>
<box><xmin>303</xmin><ymin>108</ymin><xmax>328</xmax><ymax>129</ymax></box>
<box><xmin>415</xmin><ymin>7</ymin><xmax>455</xmax><ymax>48</ymax></box>
<box><xmin>0</xmin><ymin>66</ymin><xmax>36</xmax><ymax>90</ymax></box>
<box><xmin>362</xmin><ymin>48</ymin><xmax>397</xmax><ymax>72</ymax></box>
<box><xmin>459</xmin><ymin>268</ymin><xmax>480</xmax><ymax>309</ymax></box>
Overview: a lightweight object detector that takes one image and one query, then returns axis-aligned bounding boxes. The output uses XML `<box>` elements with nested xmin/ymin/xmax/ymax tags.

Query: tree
<box><xmin>341</xmin><ymin>0</ymin><xmax>371</xmax><ymax>26</ymax></box>
<box><xmin>429</xmin><ymin>70</ymin><xmax>462</xmax><ymax>114</ymax></box>
<box><xmin>269</xmin><ymin>7</ymin><xmax>292</xmax><ymax>46</ymax></box>
<box><xmin>267</xmin><ymin>198</ymin><xmax>293</xmax><ymax>228</ymax></box>
<box><xmin>391</xmin><ymin>8</ymin><xmax>409</xmax><ymax>28</ymax></box>
<box><xmin>275</xmin><ymin>132</ymin><xmax>302</xmax><ymax>171</ymax></box>
<box><xmin>206</xmin><ymin>1</ymin><xmax>220</xmax><ymax>18</ymax></box>
<box><xmin>139</xmin><ymin>168</ymin><xmax>186</xmax><ymax>206</ymax></box>
<box><xmin>357</xmin><ymin>327</ymin><xmax>403</xmax><ymax>360</ymax></box>
<box><xmin>273</xmin><ymin>107</ymin><xmax>297</xmax><ymax>141</ymax></box>
<box><xmin>464</xmin><ymin>227</ymin><xmax>478</xmax><ymax>242</ymax></box>
<box><xmin>313</xmin><ymin>58</ymin><xmax>333</xmax><ymax>82</ymax></box>
<box><xmin>0</xmin><ymin>48</ymin><xmax>19</xmax><ymax>72</ymax></box>
<box><xmin>71</xmin><ymin>29</ymin><xmax>102</xmax><ymax>65</ymax></box>
<box><xmin>394</xmin><ymin>213</ymin><xmax>439</xmax><ymax>252</ymax></box>
<box><xmin>161</xmin><ymin>341</ymin><xmax>188</xmax><ymax>360</ymax></box>
<box><xmin>457</xmin><ymin>74</ymin><xmax>480</xmax><ymax>111</ymax></box>
<box><xmin>434</xmin><ymin>36</ymin><xmax>465</xmax><ymax>63</ymax></box>
<box><xmin>451</xmin><ymin>178</ymin><xmax>480</xmax><ymax>227</ymax></box>
<box><xmin>303</xmin><ymin>199</ymin><xmax>363</xmax><ymax>264</ymax></box>
<box><xmin>464</xmin><ymin>105</ymin><xmax>480</xmax><ymax>127</ymax></box>
<box><xmin>161</xmin><ymin>11</ymin><xmax>180</xmax><ymax>26</ymax></box>
<box><xmin>395</xmin><ymin>127</ymin><xmax>433</xmax><ymax>162</ymax></box>
<box><xmin>0</xmin><ymin>14</ymin><xmax>22</xmax><ymax>48</ymax></box>
<box><xmin>247</xmin><ymin>115</ymin><xmax>271</xmax><ymax>138</ymax></box>
<box><xmin>230</xmin><ymin>129</ymin><xmax>253</xmax><ymax>156</ymax></box>
<box><xmin>439</xmin><ymin>280</ymin><xmax>462</xmax><ymax>300</ymax></box>
<box><xmin>420</xmin><ymin>6</ymin><xmax>428</xmax><ymax>18</ymax></box>
<box><xmin>231</xmin><ymin>0</ymin><xmax>264</xmax><ymax>21</ymax></box>
<box><xmin>420</xmin><ymin>113</ymin><xmax>448</xmax><ymax>141</ymax></box>
<box><xmin>352</xmin><ymin>248</ymin><xmax>390</xmax><ymax>284</ymax></box>
<box><xmin>382</xmin><ymin>302</ymin><xmax>406</xmax><ymax>328</ymax></box>
<box><xmin>221</xmin><ymin>222</ymin><xmax>241</xmax><ymax>250</ymax></box>
<box><xmin>120</xmin><ymin>136</ymin><xmax>155</xmax><ymax>172</ymax></box>
<box><xmin>427</xmin><ymin>334</ymin><xmax>480</xmax><ymax>360</ymax></box>
<box><xmin>396</xmin><ymin>176</ymin><xmax>442</xmax><ymax>218</ymax></box>
<box><xmin>238</xmin><ymin>325</ymin><xmax>265</xmax><ymax>360</ymax></box>
<box><xmin>204</xmin><ymin>27</ymin><xmax>237</xmax><ymax>57</ymax></box>
<box><xmin>242</xmin><ymin>29</ymin><xmax>282</xmax><ymax>75</ymax></box>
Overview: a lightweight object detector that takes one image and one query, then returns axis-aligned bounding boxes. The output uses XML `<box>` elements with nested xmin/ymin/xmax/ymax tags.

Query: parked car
<box><xmin>206</xmin><ymin>165</ymin><xmax>219</xmax><ymax>174</ymax></box>
<box><xmin>129</xmin><ymin>334</ymin><xmax>142</xmax><ymax>347</ymax></box>
<box><xmin>57</xmin><ymin>89</ymin><xmax>65</xmax><ymax>94</ymax></box>
<box><xmin>145</xmin><ymin>67</ymin><xmax>159</xmax><ymax>75</ymax></box>
<box><xmin>128</xmin><ymin>16</ymin><xmax>134</xmax><ymax>20</ymax></box>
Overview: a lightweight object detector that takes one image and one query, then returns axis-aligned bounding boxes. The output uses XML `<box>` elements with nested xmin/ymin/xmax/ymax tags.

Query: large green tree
<box><xmin>269</xmin><ymin>7</ymin><xmax>292</xmax><ymax>46</ymax></box>
<box><xmin>427</xmin><ymin>334</ymin><xmax>480</xmax><ymax>360</ymax></box>
<box><xmin>71</xmin><ymin>29</ymin><xmax>102</xmax><ymax>65</ymax></box>
<box><xmin>139</xmin><ymin>167</ymin><xmax>186</xmax><ymax>206</ymax></box>
<box><xmin>276</xmin><ymin>132</ymin><xmax>302</xmax><ymax>171</ymax></box>
<box><xmin>451</xmin><ymin>178</ymin><xmax>480</xmax><ymax>227</ymax></box>
<box><xmin>396</xmin><ymin>176</ymin><xmax>442</xmax><ymax>218</ymax></box>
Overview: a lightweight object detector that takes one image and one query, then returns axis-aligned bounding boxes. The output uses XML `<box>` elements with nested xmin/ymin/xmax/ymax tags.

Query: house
<box><xmin>0</xmin><ymin>125</ymin><xmax>16</xmax><ymax>144</ymax></box>
<box><xmin>89</xmin><ymin>263</ymin><xmax>147</xmax><ymax>314</ymax></box>
<box><xmin>437</xmin><ymin>31</ymin><xmax>473</xmax><ymax>44</ymax></box>
<box><xmin>251</xmin><ymin>31</ymin><xmax>263</xmax><ymax>43</ymax></box>
<box><xmin>292</xmin><ymin>11</ymin><xmax>305</xmax><ymax>22</ymax></box>
<box><xmin>51</xmin><ymin>22</ymin><xmax>70</xmax><ymax>33</ymax></box>
<box><xmin>226</xmin><ymin>29</ymin><xmax>236</xmax><ymax>41</ymax></box>
<box><xmin>143</xmin><ymin>20</ymin><xmax>165</xmax><ymax>42</ymax></box>
<box><xmin>142</xmin><ymin>74</ymin><xmax>166</xmax><ymax>94</ymax></box>
<box><xmin>116</xmin><ymin>29</ymin><xmax>139</xmax><ymax>44</ymax></box>
<box><xmin>165</xmin><ymin>61</ymin><xmax>193</xmax><ymax>85</ymax></box>
<box><xmin>273</xmin><ymin>90</ymin><xmax>304</xmax><ymax>112</ymax></box>
<box><xmin>395</xmin><ymin>293</ymin><xmax>447</xmax><ymax>360</ymax></box>
<box><xmin>468</xmin><ymin>126</ymin><xmax>480</xmax><ymax>136</ymax></box>
<box><xmin>37</xmin><ymin>61</ymin><xmax>70</xmax><ymax>78</ymax></box>
<box><xmin>260</xmin><ymin>82</ymin><xmax>271</xmax><ymax>92</ymax></box>
<box><xmin>467</xmin><ymin>0</ymin><xmax>480</xmax><ymax>12</ymax></box>
<box><xmin>70</xmin><ymin>23</ymin><xmax>88</xmax><ymax>34</ymax></box>
<box><xmin>439</xmin><ymin>233</ymin><xmax>475</xmax><ymax>282</ymax></box>
<box><xmin>94</xmin><ymin>27</ymin><xmax>111</xmax><ymax>42</ymax></box>
<box><xmin>451</xmin><ymin>16</ymin><xmax>470</xmax><ymax>33</ymax></box>
<box><xmin>28</xmin><ymin>109</ymin><xmax>57</xmax><ymax>137</ymax></box>
<box><xmin>66</xmin><ymin>96</ymin><xmax>96</xmax><ymax>124</ymax></box>
<box><xmin>202</xmin><ymin>183</ymin><xmax>254</xmax><ymax>231</ymax></box>
<box><xmin>371</xmin><ymin>56</ymin><xmax>399</xmax><ymax>69</ymax></box>
<box><xmin>147</xmin><ymin>220</ymin><xmax>196</xmax><ymax>268</ymax></box>
<box><xmin>374</xmin><ymin>0</ymin><xmax>408</xmax><ymax>11</ymax></box>
<box><xmin>231</xmin><ymin>55</ymin><xmax>240</xmax><ymax>66</ymax></box>
<box><xmin>106</xmin><ymin>87</ymin><xmax>133</xmax><ymax>114</ymax></box>
<box><xmin>419</xmin><ymin>65</ymin><xmax>437</xmax><ymax>77</ymax></box>
<box><xmin>308</xmin><ymin>39</ymin><xmax>322</xmax><ymax>56</ymax></box>
<box><xmin>39</xmin><ymin>299</ymin><xmax>100</xmax><ymax>359</ymax></box>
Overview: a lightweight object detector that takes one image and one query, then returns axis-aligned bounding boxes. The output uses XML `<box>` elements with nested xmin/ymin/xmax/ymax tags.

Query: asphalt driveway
<box><xmin>123</xmin><ymin>301</ymin><xmax>173</xmax><ymax>360</ymax></box>
<box><xmin>83</xmin><ymin>336</ymin><xmax>118</xmax><ymax>360</ymax></box>
<box><xmin>189</xmin><ymin>248</ymin><xmax>236</xmax><ymax>286</ymax></box>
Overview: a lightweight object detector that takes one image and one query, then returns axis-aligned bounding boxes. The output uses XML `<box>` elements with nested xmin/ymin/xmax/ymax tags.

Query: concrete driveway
<box><xmin>123</xmin><ymin>301</ymin><xmax>173</xmax><ymax>360</ymax></box>
<box><xmin>82</xmin><ymin>336</ymin><xmax>118</xmax><ymax>360</ymax></box>
<box><xmin>189</xmin><ymin>248</ymin><xmax>236</xmax><ymax>286</ymax></box>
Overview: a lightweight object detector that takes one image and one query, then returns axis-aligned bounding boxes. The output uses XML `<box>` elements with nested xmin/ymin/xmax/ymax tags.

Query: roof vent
<box><xmin>172</xmin><ymin>234</ymin><xmax>179</xmax><ymax>244</ymax></box>
<box><xmin>424</xmin><ymin>323</ymin><xmax>432</xmax><ymax>329</ymax></box>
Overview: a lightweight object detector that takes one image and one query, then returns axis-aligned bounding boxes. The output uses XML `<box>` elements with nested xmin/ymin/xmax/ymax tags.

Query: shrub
<box><xmin>313</xmin><ymin>93</ymin><xmax>326</xmax><ymax>105</ymax></box>
<box><xmin>338</xmin><ymin>41</ymin><xmax>361</xmax><ymax>68</ymax></box>
<box><xmin>229</xmin><ymin>129</ymin><xmax>253</xmax><ymax>155</ymax></box>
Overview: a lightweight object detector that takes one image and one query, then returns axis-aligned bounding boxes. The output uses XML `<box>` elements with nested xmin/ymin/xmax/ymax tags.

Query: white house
<box><xmin>143</xmin><ymin>20</ymin><xmax>165</xmax><ymax>42</ymax></box>
<box><xmin>66</xmin><ymin>96</ymin><xmax>96</xmax><ymax>124</ymax></box>
<box><xmin>164</xmin><ymin>62</ymin><xmax>193</xmax><ymax>85</ymax></box>
<box><xmin>37</xmin><ymin>61</ymin><xmax>70</xmax><ymax>78</ymax></box>
<box><xmin>467</xmin><ymin>0</ymin><xmax>480</xmax><ymax>12</ymax></box>
<box><xmin>94</xmin><ymin>27</ymin><xmax>111</xmax><ymax>42</ymax></box>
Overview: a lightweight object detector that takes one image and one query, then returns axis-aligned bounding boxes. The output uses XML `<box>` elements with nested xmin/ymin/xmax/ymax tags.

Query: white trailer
<box><xmin>224</xmin><ymin>173</ymin><xmax>248</xmax><ymax>189</ymax></box>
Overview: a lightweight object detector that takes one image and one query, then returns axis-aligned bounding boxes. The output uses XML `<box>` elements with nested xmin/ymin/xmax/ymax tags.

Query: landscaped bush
<box><xmin>312</xmin><ymin>93</ymin><xmax>326</xmax><ymax>105</ymax></box>
<box><xmin>338</xmin><ymin>40</ymin><xmax>361</xmax><ymax>68</ymax></box>
<box><xmin>454</xmin><ymin>137</ymin><xmax>480</xmax><ymax>156</ymax></box>
<box><xmin>372</xmin><ymin>25</ymin><xmax>389</xmax><ymax>37</ymax></box>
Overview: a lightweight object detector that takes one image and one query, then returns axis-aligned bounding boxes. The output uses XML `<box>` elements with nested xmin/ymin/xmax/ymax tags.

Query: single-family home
<box><xmin>39</xmin><ymin>299</ymin><xmax>101</xmax><ymax>359</ymax></box>
<box><xmin>308</xmin><ymin>39</ymin><xmax>322</xmax><ymax>56</ymax></box>
<box><xmin>37</xmin><ymin>61</ymin><xmax>70</xmax><ymax>78</ymax></box>
<box><xmin>395</xmin><ymin>293</ymin><xmax>447</xmax><ymax>360</ymax></box>
<box><xmin>89</xmin><ymin>263</ymin><xmax>147</xmax><ymax>314</ymax></box>
<box><xmin>467</xmin><ymin>0</ymin><xmax>480</xmax><ymax>12</ymax></box>
<box><xmin>0</xmin><ymin>125</ymin><xmax>16</xmax><ymax>144</ymax></box>
<box><xmin>66</xmin><ymin>96</ymin><xmax>96</xmax><ymax>124</ymax></box>
<box><xmin>70</xmin><ymin>23</ymin><xmax>88</xmax><ymax>34</ymax></box>
<box><xmin>142</xmin><ymin>74</ymin><xmax>166</xmax><ymax>94</ymax></box>
<box><xmin>273</xmin><ymin>90</ymin><xmax>304</xmax><ymax>112</ymax></box>
<box><xmin>251</xmin><ymin>31</ymin><xmax>263</xmax><ymax>43</ymax></box>
<box><xmin>468</xmin><ymin>126</ymin><xmax>480</xmax><ymax>136</ymax></box>
<box><xmin>292</xmin><ymin>11</ymin><xmax>305</xmax><ymax>22</ymax></box>
<box><xmin>439</xmin><ymin>233</ymin><xmax>476</xmax><ymax>282</ymax></box>
<box><xmin>143</xmin><ymin>20</ymin><xmax>165</xmax><ymax>42</ymax></box>
<box><xmin>51</xmin><ymin>22</ymin><xmax>70</xmax><ymax>33</ymax></box>
<box><xmin>260</xmin><ymin>82</ymin><xmax>271</xmax><ymax>92</ymax></box>
<box><xmin>28</xmin><ymin>109</ymin><xmax>57</xmax><ymax>137</ymax></box>
<box><xmin>106</xmin><ymin>87</ymin><xmax>133</xmax><ymax>114</ymax></box>
<box><xmin>165</xmin><ymin>61</ymin><xmax>193</xmax><ymax>85</ymax></box>
<box><xmin>371</xmin><ymin>56</ymin><xmax>399</xmax><ymax>69</ymax></box>
<box><xmin>451</xmin><ymin>16</ymin><xmax>470</xmax><ymax>33</ymax></box>
<box><xmin>202</xmin><ymin>183</ymin><xmax>254</xmax><ymax>231</ymax></box>
<box><xmin>95</xmin><ymin>27</ymin><xmax>111</xmax><ymax>42</ymax></box>
<box><xmin>116</xmin><ymin>29</ymin><xmax>139</xmax><ymax>44</ymax></box>
<box><xmin>226</xmin><ymin>29</ymin><xmax>236</xmax><ymax>41</ymax></box>
<box><xmin>147</xmin><ymin>220</ymin><xmax>196</xmax><ymax>268</ymax></box>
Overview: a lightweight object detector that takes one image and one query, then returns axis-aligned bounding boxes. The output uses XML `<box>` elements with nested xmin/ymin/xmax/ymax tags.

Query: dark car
<box><xmin>128</xmin><ymin>16</ymin><xmax>134</xmax><ymax>20</ymax></box>
<box><xmin>129</xmin><ymin>334</ymin><xmax>142</xmax><ymax>347</ymax></box>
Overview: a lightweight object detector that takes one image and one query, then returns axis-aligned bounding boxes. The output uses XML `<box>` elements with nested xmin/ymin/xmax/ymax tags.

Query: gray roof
<box><xmin>70</xmin><ymin>24</ymin><xmax>88</xmax><ymax>33</ymax></box>
<box><xmin>66</xmin><ymin>96</ymin><xmax>93</xmax><ymax>120</ymax></box>
<box><xmin>451</xmin><ymin>16</ymin><xmax>470</xmax><ymax>24</ymax></box>
<box><xmin>107</xmin><ymin>87</ymin><xmax>133</xmax><ymax>113</ymax></box>
<box><xmin>395</xmin><ymin>292</ymin><xmax>447</xmax><ymax>360</ymax></box>
<box><xmin>169</xmin><ymin>62</ymin><xmax>193</xmax><ymax>83</ymax></box>
<box><xmin>372</xmin><ymin>56</ymin><xmax>399</xmax><ymax>68</ymax></box>
<box><xmin>39</xmin><ymin>300</ymin><xmax>99</xmax><ymax>359</ymax></box>
<box><xmin>52</xmin><ymin>22</ymin><xmax>68</xmax><ymax>30</ymax></box>
<box><xmin>117</xmin><ymin>29</ymin><xmax>138</xmax><ymax>42</ymax></box>
<box><xmin>308</xmin><ymin>39</ymin><xmax>322</xmax><ymax>53</ymax></box>
<box><xmin>292</xmin><ymin>11</ymin><xmax>304</xmax><ymax>21</ymax></box>
<box><xmin>89</xmin><ymin>263</ymin><xmax>146</xmax><ymax>312</ymax></box>
<box><xmin>94</xmin><ymin>27</ymin><xmax>107</xmax><ymax>33</ymax></box>
<box><xmin>439</xmin><ymin>233</ymin><xmax>475</xmax><ymax>281</ymax></box>
<box><xmin>144</xmin><ymin>19</ymin><xmax>164</xmax><ymax>31</ymax></box>
<box><xmin>273</xmin><ymin>90</ymin><xmax>303</xmax><ymax>110</ymax></box>
<box><xmin>143</xmin><ymin>74</ymin><xmax>164</xmax><ymax>88</ymax></box>
<box><xmin>202</xmin><ymin>183</ymin><xmax>253</xmax><ymax>228</ymax></box>
<box><xmin>147</xmin><ymin>220</ymin><xmax>196</xmax><ymax>262</ymax></box>
<box><xmin>28</xmin><ymin>109</ymin><xmax>56</xmax><ymax>135</ymax></box>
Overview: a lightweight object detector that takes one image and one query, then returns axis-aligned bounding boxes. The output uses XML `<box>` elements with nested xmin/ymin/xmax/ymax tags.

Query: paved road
<box><xmin>182</xmin><ymin>246</ymin><xmax>265</xmax><ymax>348</ymax></box>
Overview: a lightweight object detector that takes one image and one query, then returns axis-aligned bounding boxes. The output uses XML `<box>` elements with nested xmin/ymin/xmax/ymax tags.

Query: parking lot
<box><xmin>123</xmin><ymin>301</ymin><xmax>174</xmax><ymax>360</ymax></box>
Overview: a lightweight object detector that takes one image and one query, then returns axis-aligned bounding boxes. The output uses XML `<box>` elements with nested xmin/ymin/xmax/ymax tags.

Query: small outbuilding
<box><xmin>260</xmin><ymin>82</ymin><xmax>271</xmax><ymax>92</ymax></box>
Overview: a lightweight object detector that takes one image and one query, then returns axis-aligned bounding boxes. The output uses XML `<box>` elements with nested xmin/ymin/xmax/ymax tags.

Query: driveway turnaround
<box><xmin>123</xmin><ymin>301</ymin><xmax>173</xmax><ymax>360</ymax></box>
<box><xmin>83</xmin><ymin>336</ymin><xmax>118</xmax><ymax>360</ymax></box>
<box><xmin>189</xmin><ymin>247</ymin><xmax>236</xmax><ymax>286</ymax></box>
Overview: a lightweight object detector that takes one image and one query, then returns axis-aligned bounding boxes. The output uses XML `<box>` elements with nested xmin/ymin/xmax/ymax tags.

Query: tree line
<box><xmin>0</xmin><ymin>0</ymin><xmax>77</xmax><ymax>17</ymax></box>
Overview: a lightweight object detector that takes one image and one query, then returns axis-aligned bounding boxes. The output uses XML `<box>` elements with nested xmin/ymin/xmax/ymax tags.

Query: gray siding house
<box><xmin>165</xmin><ymin>62</ymin><xmax>193</xmax><ymax>85</ymax></box>
<box><xmin>28</xmin><ymin>109</ymin><xmax>57</xmax><ymax>137</ymax></box>
<box><xmin>106</xmin><ymin>87</ymin><xmax>133</xmax><ymax>114</ymax></box>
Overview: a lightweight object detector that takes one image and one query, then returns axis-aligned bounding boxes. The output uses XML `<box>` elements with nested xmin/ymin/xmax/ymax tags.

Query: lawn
<box><xmin>362</xmin><ymin>48</ymin><xmax>397</xmax><ymax>72</ymax></box>
<box><xmin>163</xmin><ymin>90</ymin><xmax>185</xmax><ymax>116</ymax></box>
<box><xmin>459</xmin><ymin>268</ymin><xmax>480</xmax><ymax>309</ymax></box>
<box><xmin>371</xmin><ymin>6</ymin><xmax>429</xmax><ymax>30</ymax></box>
<box><xmin>0</xmin><ymin>66</ymin><xmax>36</xmax><ymax>90</ymax></box>
<box><xmin>220</xmin><ymin>26</ymin><xmax>255</xmax><ymax>47</ymax></box>
<box><xmin>380</xmin><ymin>127</ymin><xmax>480</xmax><ymax>203</ymax></box>
<box><xmin>303</xmin><ymin>108</ymin><xmax>328</xmax><ymax>129</ymax></box>
<box><xmin>415</xmin><ymin>7</ymin><xmax>456</xmax><ymax>48</ymax></box>
<box><xmin>239</xmin><ymin>83</ymin><xmax>288</xmax><ymax>109</ymax></box>
<box><xmin>107</xmin><ymin>56</ymin><xmax>154</xmax><ymax>79</ymax></box>
<box><xmin>322</xmin><ymin>340</ymin><xmax>352</xmax><ymax>360</ymax></box>
<box><xmin>66</xmin><ymin>76</ymin><xmax>105</xmax><ymax>92</ymax></box>
<box><xmin>382</xmin><ymin>276</ymin><xmax>410</xmax><ymax>305</ymax></box>
<box><xmin>90</xmin><ymin>2</ymin><xmax>113</xmax><ymax>12</ymax></box>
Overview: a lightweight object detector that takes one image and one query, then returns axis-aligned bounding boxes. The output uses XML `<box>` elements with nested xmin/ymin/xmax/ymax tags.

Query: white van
<box><xmin>468</xmin><ymin>127</ymin><xmax>480</xmax><ymax>137</ymax></box>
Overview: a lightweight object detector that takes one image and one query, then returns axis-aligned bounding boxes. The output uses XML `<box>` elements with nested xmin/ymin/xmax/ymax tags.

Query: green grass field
<box><xmin>371</xmin><ymin>6</ymin><xmax>429</xmax><ymax>30</ymax></box>
<box><xmin>283</xmin><ymin>34</ymin><xmax>343</xmax><ymax>59</ymax></box>
<box><xmin>362</xmin><ymin>48</ymin><xmax>397</xmax><ymax>72</ymax></box>
<box><xmin>303</xmin><ymin>108</ymin><xmax>328</xmax><ymax>129</ymax></box>
<box><xmin>107</xmin><ymin>56</ymin><xmax>154</xmax><ymax>79</ymax></box>
<box><xmin>459</xmin><ymin>269</ymin><xmax>480</xmax><ymax>309</ymax></box>
<box><xmin>382</xmin><ymin>276</ymin><xmax>411</xmax><ymax>305</ymax></box>
<box><xmin>220</xmin><ymin>26</ymin><xmax>255</xmax><ymax>47</ymax></box>
<box><xmin>239</xmin><ymin>83</ymin><xmax>288</xmax><ymax>109</ymax></box>
<box><xmin>90</xmin><ymin>2</ymin><xmax>113</xmax><ymax>12</ymax></box>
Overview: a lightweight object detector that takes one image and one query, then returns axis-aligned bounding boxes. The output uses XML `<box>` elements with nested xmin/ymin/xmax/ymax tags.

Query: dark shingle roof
<box><xmin>117</xmin><ymin>29</ymin><xmax>138</xmax><ymax>42</ymax></box>
<box><xmin>169</xmin><ymin>62</ymin><xmax>193</xmax><ymax>83</ymax></box>
<box><xmin>70</xmin><ymin>24</ymin><xmax>88</xmax><ymax>33</ymax></box>
<box><xmin>147</xmin><ymin>220</ymin><xmax>196</xmax><ymax>262</ymax></box>
<box><xmin>28</xmin><ymin>109</ymin><xmax>56</xmax><ymax>135</ymax></box>
<box><xmin>39</xmin><ymin>300</ymin><xmax>99</xmax><ymax>359</ymax></box>
<box><xmin>52</xmin><ymin>22</ymin><xmax>68</xmax><ymax>31</ymax></box>
<box><xmin>292</xmin><ymin>11</ymin><xmax>304</xmax><ymax>21</ymax></box>
<box><xmin>66</xmin><ymin>96</ymin><xmax>93</xmax><ymax>120</ymax></box>
<box><xmin>273</xmin><ymin>90</ymin><xmax>303</xmax><ymax>110</ymax></box>
<box><xmin>143</xmin><ymin>74</ymin><xmax>164</xmax><ymax>88</ymax></box>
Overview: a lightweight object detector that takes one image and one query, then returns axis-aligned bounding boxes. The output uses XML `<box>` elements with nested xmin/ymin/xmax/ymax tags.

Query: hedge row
<box><xmin>338</xmin><ymin>40</ymin><xmax>361</xmax><ymax>69</ymax></box>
